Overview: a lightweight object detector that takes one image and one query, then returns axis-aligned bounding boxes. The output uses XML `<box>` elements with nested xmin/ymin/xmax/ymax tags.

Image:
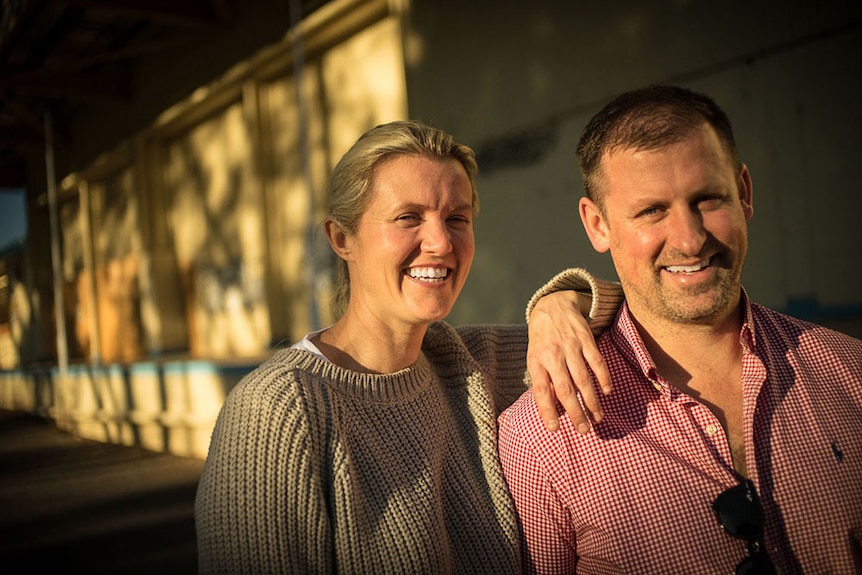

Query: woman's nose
<box><xmin>420</xmin><ymin>218</ymin><xmax>453</xmax><ymax>255</ymax></box>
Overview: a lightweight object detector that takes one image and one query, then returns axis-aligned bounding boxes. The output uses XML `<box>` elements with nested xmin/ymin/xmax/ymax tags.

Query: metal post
<box><xmin>44</xmin><ymin>111</ymin><xmax>68</xmax><ymax>375</ymax></box>
<box><xmin>288</xmin><ymin>0</ymin><xmax>322</xmax><ymax>330</ymax></box>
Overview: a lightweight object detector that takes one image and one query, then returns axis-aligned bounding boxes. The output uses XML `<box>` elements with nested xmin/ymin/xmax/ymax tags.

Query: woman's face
<box><xmin>342</xmin><ymin>154</ymin><xmax>475</xmax><ymax>330</ymax></box>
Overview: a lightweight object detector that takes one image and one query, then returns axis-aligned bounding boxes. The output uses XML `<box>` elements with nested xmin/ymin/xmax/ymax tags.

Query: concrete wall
<box><xmin>1</xmin><ymin>0</ymin><xmax>406</xmax><ymax>457</ymax></box>
<box><xmin>403</xmin><ymin>0</ymin><xmax>862</xmax><ymax>336</ymax></box>
<box><xmin>4</xmin><ymin>0</ymin><xmax>861</xmax><ymax>456</ymax></box>
<box><xmin>38</xmin><ymin>0</ymin><xmax>862</xmax><ymax>337</ymax></box>
<box><xmin>0</xmin><ymin>359</ymin><xmax>254</xmax><ymax>459</ymax></box>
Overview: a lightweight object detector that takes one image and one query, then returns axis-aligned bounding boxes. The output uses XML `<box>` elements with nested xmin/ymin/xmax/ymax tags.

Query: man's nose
<box><xmin>668</xmin><ymin>208</ymin><xmax>707</xmax><ymax>255</ymax></box>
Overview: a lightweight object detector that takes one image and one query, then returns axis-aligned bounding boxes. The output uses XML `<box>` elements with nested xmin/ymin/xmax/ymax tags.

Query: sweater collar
<box><xmin>278</xmin><ymin>346</ymin><xmax>434</xmax><ymax>402</ymax></box>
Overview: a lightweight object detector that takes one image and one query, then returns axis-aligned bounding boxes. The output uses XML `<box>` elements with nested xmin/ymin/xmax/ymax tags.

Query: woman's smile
<box><xmin>405</xmin><ymin>265</ymin><xmax>450</xmax><ymax>283</ymax></box>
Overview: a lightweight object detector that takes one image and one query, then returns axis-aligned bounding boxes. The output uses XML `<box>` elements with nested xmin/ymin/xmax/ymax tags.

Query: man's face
<box><xmin>579</xmin><ymin>122</ymin><xmax>754</xmax><ymax>329</ymax></box>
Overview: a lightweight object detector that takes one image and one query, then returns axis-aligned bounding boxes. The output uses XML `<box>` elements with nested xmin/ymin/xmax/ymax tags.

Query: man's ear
<box><xmin>324</xmin><ymin>216</ymin><xmax>351</xmax><ymax>260</ymax></box>
<box><xmin>579</xmin><ymin>197</ymin><xmax>611</xmax><ymax>253</ymax></box>
<box><xmin>739</xmin><ymin>164</ymin><xmax>754</xmax><ymax>220</ymax></box>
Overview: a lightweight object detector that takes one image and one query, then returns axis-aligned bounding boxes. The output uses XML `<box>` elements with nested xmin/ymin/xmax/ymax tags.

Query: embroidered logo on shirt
<box><xmin>831</xmin><ymin>441</ymin><xmax>844</xmax><ymax>462</ymax></box>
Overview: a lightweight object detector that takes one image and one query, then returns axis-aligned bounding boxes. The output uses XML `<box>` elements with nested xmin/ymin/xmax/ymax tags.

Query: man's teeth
<box><xmin>665</xmin><ymin>259</ymin><xmax>710</xmax><ymax>273</ymax></box>
<box><xmin>408</xmin><ymin>267</ymin><xmax>448</xmax><ymax>280</ymax></box>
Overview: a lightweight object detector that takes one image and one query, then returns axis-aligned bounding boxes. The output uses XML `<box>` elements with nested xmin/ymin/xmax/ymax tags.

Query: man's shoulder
<box><xmin>498</xmin><ymin>389</ymin><xmax>542</xmax><ymax>432</ymax></box>
<box><xmin>751</xmin><ymin>303</ymin><xmax>861</xmax><ymax>341</ymax></box>
<box><xmin>750</xmin><ymin>302</ymin><xmax>862</xmax><ymax>362</ymax></box>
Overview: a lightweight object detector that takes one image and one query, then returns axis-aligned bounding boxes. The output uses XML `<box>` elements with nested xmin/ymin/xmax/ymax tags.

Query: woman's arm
<box><xmin>526</xmin><ymin>268</ymin><xmax>624</xmax><ymax>432</ymax></box>
<box><xmin>195</xmin><ymin>371</ymin><xmax>332</xmax><ymax>574</ymax></box>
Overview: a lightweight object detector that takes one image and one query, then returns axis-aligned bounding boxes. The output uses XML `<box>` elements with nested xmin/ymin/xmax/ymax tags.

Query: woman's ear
<box><xmin>579</xmin><ymin>197</ymin><xmax>611</xmax><ymax>253</ymax></box>
<box><xmin>324</xmin><ymin>216</ymin><xmax>351</xmax><ymax>260</ymax></box>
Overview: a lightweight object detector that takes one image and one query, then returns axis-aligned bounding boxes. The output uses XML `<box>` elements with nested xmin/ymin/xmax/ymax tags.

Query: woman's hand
<box><xmin>528</xmin><ymin>290</ymin><xmax>611</xmax><ymax>433</ymax></box>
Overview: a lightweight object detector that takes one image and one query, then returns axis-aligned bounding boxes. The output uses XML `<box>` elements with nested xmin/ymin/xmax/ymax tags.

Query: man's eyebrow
<box><xmin>628</xmin><ymin>195</ymin><xmax>665</xmax><ymax>209</ymax></box>
<box><xmin>691</xmin><ymin>183</ymin><xmax>731</xmax><ymax>198</ymax></box>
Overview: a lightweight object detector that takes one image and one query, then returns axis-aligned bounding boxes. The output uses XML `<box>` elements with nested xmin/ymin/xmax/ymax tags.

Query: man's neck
<box><xmin>628</xmin><ymin>304</ymin><xmax>749</xmax><ymax>476</ymax></box>
<box><xmin>640</xmin><ymin>321</ymin><xmax>742</xmax><ymax>387</ymax></box>
<box><xmin>628</xmin><ymin>304</ymin><xmax>744</xmax><ymax>387</ymax></box>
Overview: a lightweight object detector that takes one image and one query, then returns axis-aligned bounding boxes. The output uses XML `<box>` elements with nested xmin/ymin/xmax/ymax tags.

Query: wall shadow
<box><xmin>0</xmin><ymin>409</ymin><xmax>204</xmax><ymax>574</ymax></box>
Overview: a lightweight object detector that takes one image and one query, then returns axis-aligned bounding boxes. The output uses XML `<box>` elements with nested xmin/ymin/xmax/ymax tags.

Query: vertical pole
<box><xmin>45</xmin><ymin>111</ymin><xmax>68</xmax><ymax>375</ymax></box>
<box><xmin>288</xmin><ymin>0</ymin><xmax>321</xmax><ymax>331</ymax></box>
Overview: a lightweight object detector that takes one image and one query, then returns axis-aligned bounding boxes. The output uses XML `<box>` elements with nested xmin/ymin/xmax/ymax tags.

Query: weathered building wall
<box><xmin>404</xmin><ymin>0</ymin><xmax>862</xmax><ymax>337</ymax></box>
<box><xmin>1</xmin><ymin>0</ymin><xmax>409</xmax><ymax>457</ymax></box>
<box><xmin>3</xmin><ymin>0</ymin><xmax>860</xmax><ymax>457</ymax></box>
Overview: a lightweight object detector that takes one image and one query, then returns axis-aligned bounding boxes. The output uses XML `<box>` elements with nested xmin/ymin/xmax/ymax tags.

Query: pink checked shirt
<box><xmin>499</xmin><ymin>294</ymin><xmax>862</xmax><ymax>574</ymax></box>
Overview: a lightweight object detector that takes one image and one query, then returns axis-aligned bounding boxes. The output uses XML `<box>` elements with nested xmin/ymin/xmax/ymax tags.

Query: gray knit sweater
<box><xmin>195</xmin><ymin>269</ymin><xmax>622</xmax><ymax>574</ymax></box>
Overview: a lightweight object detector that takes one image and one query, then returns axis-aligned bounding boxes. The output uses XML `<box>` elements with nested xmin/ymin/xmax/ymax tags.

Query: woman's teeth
<box><xmin>408</xmin><ymin>267</ymin><xmax>448</xmax><ymax>281</ymax></box>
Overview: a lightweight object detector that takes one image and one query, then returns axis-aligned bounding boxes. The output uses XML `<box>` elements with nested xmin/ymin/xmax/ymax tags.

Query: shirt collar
<box><xmin>611</xmin><ymin>288</ymin><xmax>757</xmax><ymax>391</ymax></box>
<box><xmin>611</xmin><ymin>304</ymin><xmax>662</xmax><ymax>391</ymax></box>
<box><xmin>738</xmin><ymin>287</ymin><xmax>757</xmax><ymax>353</ymax></box>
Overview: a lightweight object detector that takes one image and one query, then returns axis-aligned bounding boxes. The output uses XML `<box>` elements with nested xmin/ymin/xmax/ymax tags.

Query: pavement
<box><xmin>0</xmin><ymin>408</ymin><xmax>205</xmax><ymax>574</ymax></box>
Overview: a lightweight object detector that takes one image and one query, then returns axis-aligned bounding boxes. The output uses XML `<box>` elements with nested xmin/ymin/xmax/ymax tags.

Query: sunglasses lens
<box><xmin>713</xmin><ymin>481</ymin><xmax>763</xmax><ymax>539</ymax></box>
<box><xmin>735</xmin><ymin>554</ymin><xmax>778</xmax><ymax>575</ymax></box>
<box><xmin>713</xmin><ymin>480</ymin><xmax>777</xmax><ymax>575</ymax></box>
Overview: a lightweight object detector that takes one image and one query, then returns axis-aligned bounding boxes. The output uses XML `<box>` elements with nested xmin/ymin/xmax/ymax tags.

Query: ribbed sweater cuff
<box><xmin>524</xmin><ymin>268</ymin><xmax>624</xmax><ymax>337</ymax></box>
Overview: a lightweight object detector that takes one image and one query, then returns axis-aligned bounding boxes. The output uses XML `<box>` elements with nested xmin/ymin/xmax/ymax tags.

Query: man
<box><xmin>499</xmin><ymin>85</ymin><xmax>862</xmax><ymax>574</ymax></box>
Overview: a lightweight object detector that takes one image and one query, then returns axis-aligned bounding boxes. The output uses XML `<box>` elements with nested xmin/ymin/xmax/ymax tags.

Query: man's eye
<box><xmin>448</xmin><ymin>216</ymin><xmax>471</xmax><ymax>228</ymax></box>
<box><xmin>698</xmin><ymin>197</ymin><xmax>724</xmax><ymax>211</ymax></box>
<box><xmin>636</xmin><ymin>207</ymin><xmax>661</xmax><ymax>218</ymax></box>
<box><xmin>396</xmin><ymin>214</ymin><xmax>421</xmax><ymax>224</ymax></box>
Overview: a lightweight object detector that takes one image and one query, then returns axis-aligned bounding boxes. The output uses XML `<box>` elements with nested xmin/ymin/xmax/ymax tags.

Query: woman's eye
<box><xmin>448</xmin><ymin>216</ymin><xmax>471</xmax><ymax>228</ymax></box>
<box><xmin>396</xmin><ymin>214</ymin><xmax>421</xmax><ymax>225</ymax></box>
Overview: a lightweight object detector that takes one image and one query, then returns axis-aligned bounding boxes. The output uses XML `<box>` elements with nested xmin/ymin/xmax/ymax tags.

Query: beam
<box><xmin>0</xmin><ymin>124</ymin><xmax>44</xmax><ymax>146</ymax></box>
<box><xmin>64</xmin><ymin>33</ymin><xmax>212</xmax><ymax>69</ymax></box>
<box><xmin>0</xmin><ymin>68</ymin><xmax>132</xmax><ymax>101</ymax></box>
<box><xmin>51</xmin><ymin>0</ymin><xmax>226</xmax><ymax>29</ymax></box>
<box><xmin>0</xmin><ymin>162</ymin><xmax>26</xmax><ymax>188</ymax></box>
<box><xmin>0</xmin><ymin>0</ymin><xmax>48</xmax><ymax>61</ymax></box>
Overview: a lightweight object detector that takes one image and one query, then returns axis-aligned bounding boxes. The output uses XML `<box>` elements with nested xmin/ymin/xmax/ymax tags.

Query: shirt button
<box><xmin>705</xmin><ymin>424</ymin><xmax>718</xmax><ymax>436</ymax></box>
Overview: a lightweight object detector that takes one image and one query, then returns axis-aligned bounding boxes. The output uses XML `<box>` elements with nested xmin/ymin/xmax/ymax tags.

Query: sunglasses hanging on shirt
<box><xmin>712</xmin><ymin>479</ymin><xmax>778</xmax><ymax>575</ymax></box>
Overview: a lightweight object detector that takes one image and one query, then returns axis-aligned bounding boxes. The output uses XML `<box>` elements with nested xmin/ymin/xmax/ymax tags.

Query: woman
<box><xmin>195</xmin><ymin>121</ymin><xmax>621</xmax><ymax>573</ymax></box>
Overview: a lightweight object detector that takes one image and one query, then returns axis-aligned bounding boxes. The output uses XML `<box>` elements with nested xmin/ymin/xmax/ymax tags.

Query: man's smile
<box><xmin>662</xmin><ymin>256</ymin><xmax>714</xmax><ymax>274</ymax></box>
